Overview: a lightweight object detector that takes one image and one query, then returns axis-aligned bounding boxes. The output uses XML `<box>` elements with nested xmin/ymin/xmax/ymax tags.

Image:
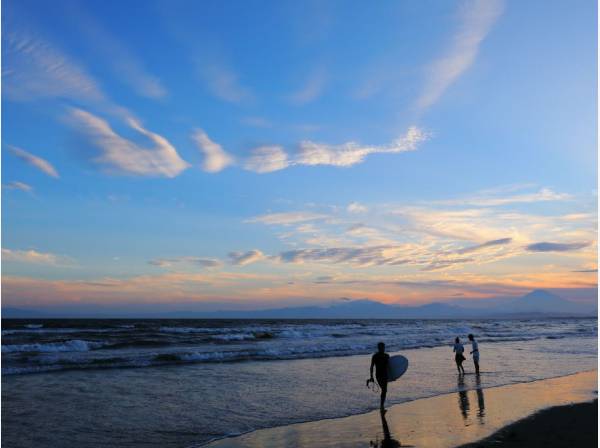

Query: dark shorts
<box><xmin>455</xmin><ymin>353</ymin><xmax>465</xmax><ymax>363</ymax></box>
<box><xmin>376</xmin><ymin>375</ymin><xmax>388</xmax><ymax>390</ymax></box>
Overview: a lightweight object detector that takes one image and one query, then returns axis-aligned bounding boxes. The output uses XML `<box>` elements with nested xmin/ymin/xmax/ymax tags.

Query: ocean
<box><xmin>1</xmin><ymin>317</ymin><xmax>597</xmax><ymax>447</ymax></box>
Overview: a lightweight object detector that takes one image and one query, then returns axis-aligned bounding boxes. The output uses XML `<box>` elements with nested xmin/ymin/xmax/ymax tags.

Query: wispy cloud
<box><xmin>69</xmin><ymin>108</ymin><xmax>189</xmax><ymax>177</ymax></box>
<box><xmin>3</xmin><ymin>181</ymin><xmax>33</xmax><ymax>193</ymax></box>
<box><xmin>228</xmin><ymin>250</ymin><xmax>265</xmax><ymax>266</ymax></box>
<box><xmin>288</xmin><ymin>67</ymin><xmax>328</xmax><ymax>105</ymax></box>
<box><xmin>9</xmin><ymin>146</ymin><xmax>59</xmax><ymax>178</ymax></box>
<box><xmin>432</xmin><ymin>186</ymin><xmax>571</xmax><ymax>207</ymax></box>
<box><xmin>526</xmin><ymin>242</ymin><xmax>590</xmax><ymax>252</ymax></box>
<box><xmin>347</xmin><ymin>202</ymin><xmax>368</xmax><ymax>214</ymax></box>
<box><xmin>148</xmin><ymin>257</ymin><xmax>222</xmax><ymax>268</ymax></box>
<box><xmin>244</xmin><ymin>126</ymin><xmax>429</xmax><ymax>173</ymax></box>
<box><xmin>192</xmin><ymin>129</ymin><xmax>235</xmax><ymax>173</ymax></box>
<box><xmin>244</xmin><ymin>146</ymin><xmax>290</xmax><ymax>173</ymax></box>
<box><xmin>417</xmin><ymin>0</ymin><xmax>504</xmax><ymax>111</ymax></box>
<box><xmin>246</xmin><ymin>212</ymin><xmax>328</xmax><ymax>226</ymax></box>
<box><xmin>2</xmin><ymin>248</ymin><xmax>63</xmax><ymax>265</ymax></box>
<box><xmin>199</xmin><ymin>63</ymin><xmax>252</xmax><ymax>103</ymax></box>
<box><xmin>296</xmin><ymin>126</ymin><xmax>427</xmax><ymax>167</ymax></box>
<box><xmin>456</xmin><ymin>237</ymin><xmax>512</xmax><ymax>254</ymax></box>
<box><xmin>66</xmin><ymin>4</ymin><xmax>167</xmax><ymax>99</ymax></box>
<box><xmin>2</xmin><ymin>28</ymin><xmax>104</xmax><ymax>103</ymax></box>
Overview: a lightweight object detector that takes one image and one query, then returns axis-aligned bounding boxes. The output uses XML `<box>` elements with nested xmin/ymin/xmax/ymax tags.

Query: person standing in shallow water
<box><xmin>453</xmin><ymin>337</ymin><xmax>466</xmax><ymax>374</ymax></box>
<box><xmin>369</xmin><ymin>342</ymin><xmax>390</xmax><ymax>411</ymax></box>
<box><xmin>468</xmin><ymin>333</ymin><xmax>480</xmax><ymax>375</ymax></box>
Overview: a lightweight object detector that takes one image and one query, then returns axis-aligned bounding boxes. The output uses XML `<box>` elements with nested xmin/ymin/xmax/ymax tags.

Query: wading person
<box><xmin>468</xmin><ymin>333</ymin><xmax>480</xmax><ymax>375</ymax></box>
<box><xmin>453</xmin><ymin>336</ymin><xmax>466</xmax><ymax>374</ymax></box>
<box><xmin>368</xmin><ymin>342</ymin><xmax>390</xmax><ymax>411</ymax></box>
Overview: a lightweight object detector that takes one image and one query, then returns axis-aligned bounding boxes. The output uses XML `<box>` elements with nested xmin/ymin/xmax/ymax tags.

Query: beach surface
<box><xmin>204</xmin><ymin>370</ymin><xmax>597</xmax><ymax>448</ymax></box>
<box><xmin>458</xmin><ymin>400</ymin><xmax>597</xmax><ymax>448</ymax></box>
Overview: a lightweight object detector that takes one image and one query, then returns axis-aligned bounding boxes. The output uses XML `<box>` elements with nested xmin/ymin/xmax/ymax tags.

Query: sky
<box><xmin>2</xmin><ymin>0</ymin><xmax>597</xmax><ymax>313</ymax></box>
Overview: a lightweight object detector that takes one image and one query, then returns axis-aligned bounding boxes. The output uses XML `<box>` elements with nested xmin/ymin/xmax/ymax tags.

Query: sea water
<box><xmin>1</xmin><ymin>318</ymin><xmax>597</xmax><ymax>447</ymax></box>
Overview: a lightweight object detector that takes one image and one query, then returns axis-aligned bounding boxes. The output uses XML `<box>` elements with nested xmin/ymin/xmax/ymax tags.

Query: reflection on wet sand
<box><xmin>476</xmin><ymin>376</ymin><xmax>486</xmax><ymax>424</ymax></box>
<box><xmin>370</xmin><ymin>411</ymin><xmax>401</xmax><ymax>448</ymax></box>
<box><xmin>206</xmin><ymin>371</ymin><xmax>596</xmax><ymax>448</ymax></box>
<box><xmin>457</xmin><ymin>374</ymin><xmax>486</xmax><ymax>425</ymax></box>
<box><xmin>457</xmin><ymin>375</ymin><xmax>470</xmax><ymax>420</ymax></box>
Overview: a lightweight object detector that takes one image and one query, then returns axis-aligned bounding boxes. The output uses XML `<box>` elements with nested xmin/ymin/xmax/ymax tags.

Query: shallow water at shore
<box><xmin>205</xmin><ymin>371</ymin><xmax>597</xmax><ymax>448</ymax></box>
<box><xmin>2</xmin><ymin>321</ymin><xmax>597</xmax><ymax>448</ymax></box>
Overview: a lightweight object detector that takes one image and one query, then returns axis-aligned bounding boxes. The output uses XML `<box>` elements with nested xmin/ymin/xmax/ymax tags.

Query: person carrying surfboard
<box><xmin>368</xmin><ymin>342</ymin><xmax>390</xmax><ymax>411</ymax></box>
<box><xmin>468</xmin><ymin>333</ymin><xmax>480</xmax><ymax>375</ymax></box>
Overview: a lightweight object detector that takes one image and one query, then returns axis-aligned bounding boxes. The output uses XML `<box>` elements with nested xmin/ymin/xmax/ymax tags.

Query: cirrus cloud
<box><xmin>69</xmin><ymin>108</ymin><xmax>190</xmax><ymax>178</ymax></box>
<box><xmin>9</xmin><ymin>146</ymin><xmax>59</xmax><ymax>178</ymax></box>
<box><xmin>193</xmin><ymin>129</ymin><xmax>234</xmax><ymax>173</ymax></box>
<box><xmin>243</xmin><ymin>126</ymin><xmax>428</xmax><ymax>173</ymax></box>
<box><xmin>148</xmin><ymin>257</ymin><xmax>222</xmax><ymax>269</ymax></box>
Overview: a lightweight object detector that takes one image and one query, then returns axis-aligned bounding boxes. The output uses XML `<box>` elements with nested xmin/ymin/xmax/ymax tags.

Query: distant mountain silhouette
<box><xmin>3</xmin><ymin>289</ymin><xmax>595</xmax><ymax>319</ymax></box>
<box><xmin>2</xmin><ymin>307</ymin><xmax>48</xmax><ymax>318</ymax></box>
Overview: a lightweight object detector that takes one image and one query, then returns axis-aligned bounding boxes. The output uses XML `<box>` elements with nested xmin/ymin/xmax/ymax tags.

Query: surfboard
<box><xmin>387</xmin><ymin>355</ymin><xmax>408</xmax><ymax>382</ymax></box>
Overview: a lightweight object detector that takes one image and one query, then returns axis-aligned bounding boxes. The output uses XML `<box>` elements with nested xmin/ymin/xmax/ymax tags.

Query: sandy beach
<box><xmin>204</xmin><ymin>370</ymin><xmax>597</xmax><ymax>448</ymax></box>
<box><xmin>458</xmin><ymin>400</ymin><xmax>597</xmax><ymax>448</ymax></box>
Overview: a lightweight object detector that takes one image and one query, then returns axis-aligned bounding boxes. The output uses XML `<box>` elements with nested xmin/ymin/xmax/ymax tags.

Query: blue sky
<box><xmin>2</xmin><ymin>0</ymin><xmax>597</xmax><ymax>311</ymax></box>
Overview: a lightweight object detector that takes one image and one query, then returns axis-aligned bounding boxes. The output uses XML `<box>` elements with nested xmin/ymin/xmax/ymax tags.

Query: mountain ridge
<box><xmin>2</xmin><ymin>289</ymin><xmax>596</xmax><ymax>319</ymax></box>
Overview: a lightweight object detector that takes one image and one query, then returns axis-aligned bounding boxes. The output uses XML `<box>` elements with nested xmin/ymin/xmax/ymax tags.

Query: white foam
<box><xmin>2</xmin><ymin>339</ymin><xmax>107</xmax><ymax>353</ymax></box>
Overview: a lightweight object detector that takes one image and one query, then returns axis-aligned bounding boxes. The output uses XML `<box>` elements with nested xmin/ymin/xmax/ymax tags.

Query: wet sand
<box><xmin>204</xmin><ymin>370</ymin><xmax>597</xmax><ymax>447</ymax></box>
<box><xmin>458</xmin><ymin>400</ymin><xmax>597</xmax><ymax>448</ymax></box>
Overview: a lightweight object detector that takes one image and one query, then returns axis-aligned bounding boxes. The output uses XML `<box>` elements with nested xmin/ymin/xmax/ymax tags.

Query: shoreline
<box><xmin>203</xmin><ymin>370</ymin><xmax>597</xmax><ymax>447</ymax></box>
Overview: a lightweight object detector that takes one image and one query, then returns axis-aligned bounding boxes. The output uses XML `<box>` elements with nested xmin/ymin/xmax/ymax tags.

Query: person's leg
<box><xmin>474</xmin><ymin>358</ymin><xmax>480</xmax><ymax>375</ymax></box>
<box><xmin>459</xmin><ymin>361</ymin><xmax>465</xmax><ymax>374</ymax></box>
<box><xmin>377</xmin><ymin>378</ymin><xmax>388</xmax><ymax>410</ymax></box>
<box><xmin>455</xmin><ymin>360</ymin><xmax>461</xmax><ymax>373</ymax></box>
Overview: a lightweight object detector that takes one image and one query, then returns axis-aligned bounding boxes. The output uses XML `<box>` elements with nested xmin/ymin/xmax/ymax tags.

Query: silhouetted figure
<box><xmin>453</xmin><ymin>337</ymin><xmax>466</xmax><ymax>374</ymax></box>
<box><xmin>468</xmin><ymin>334</ymin><xmax>480</xmax><ymax>375</ymax></box>
<box><xmin>457</xmin><ymin>374</ymin><xmax>470</xmax><ymax>420</ymax></box>
<box><xmin>369</xmin><ymin>342</ymin><xmax>389</xmax><ymax>411</ymax></box>
<box><xmin>475</xmin><ymin>375</ymin><xmax>485</xmax><ymax>424</ymax></box>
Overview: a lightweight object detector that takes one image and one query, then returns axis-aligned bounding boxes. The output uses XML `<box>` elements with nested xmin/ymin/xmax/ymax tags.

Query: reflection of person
<box><xmin>468</xmin><ymin>334</ymin><xmax>480</xmax><ymax>375</ymax></box>
<box><xmin>453</xmin><ymin>337</ymin><xmax>466</xmax><ymax>374</ymax></box>
<box><xmin>378</xmin><ymin>409</ymin><xmax>401</xmax><ymax>448</ymax></box>
<box><xmin>475</xmin><ymin>376</ymin><xmax>485</xmax><ymax>423</ymax></box>
<box><xmin>369</xmin><ymin>342</ymin><xmax>389</xmax><ymax>411</ymax></box>
<box><xmin>457</xmin><ymin>374</ymin><xmax>470</xmax><ymax>420</ymax></box>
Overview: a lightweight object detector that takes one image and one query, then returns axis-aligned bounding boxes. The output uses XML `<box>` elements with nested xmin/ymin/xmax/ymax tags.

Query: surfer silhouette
<box><xmin>468</xmin><ymin>334</ymin><xmax>480</xmax><ymax>375</ymax></box>
<box><xmin>453</xmin><ymin>337</ymin><xmax>466</xmax><ymax>374</ymax></box>
<box><xmin>369</xmin><ymin>342</ymin><xmax>390</xmax><ymax>411</ymax></box>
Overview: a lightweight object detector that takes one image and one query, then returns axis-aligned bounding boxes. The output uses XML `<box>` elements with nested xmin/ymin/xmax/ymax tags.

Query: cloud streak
<box><xmin>288</xmin><ymin>67</ymin><xmax>328</xmax><ymax>105</ymax></box>
<box><xmin>417</xmin><ymin>0</ymin><xmax>504</xmax><ymax>111</ymax></box>
<box><xmin>2</xmin><ymin>28</ymin><xmax>105</xmax><ymax>103</ymax></box>
<box><xmin>2</xmin><ymin>248</ymin><xmax>63</xmax><ymax>265</ymax></box>
<box><xmin>246</xmin><ymin>212</ymin><xmax>328</xmax><ymax>226</ymax></box>
<box><xmin>148</xmin><ymin>257</ymin><xmax>222</xmax><ymax>268</ymax></box>
<box><xmin>193</xmin><ymin>129</ymin><xmax>235</xmax><ymax>173</ymax></box>
<box><xmin>526</xmin><ymin>242</ymin><xmax>590</xmax><ymax>252</ymax></box>
<box><xmin>3</xmin><ymin>181</ymin><xmax>33</xmax><ymax>193</ymax></box>
<box><xmin>199</xmin><ymin>64</ymin><xmax>252</xmax><ymax>103</ymax></box>
<box><xmin>228</xmin><ymin>250</ymin><xmax>265</xmax><ymax>266</ymax></box>
<box><xmin>69</xmin><ymin>108</ymin><xmax>189</xmax><ymax>177</ymax></box>
<box><xmin>244</xmin><ymin>126</ymin><xmax>428</xmax><ymax>173</ymax></box>
<box><xmin>9</xmin><ymin>146</ymin><xmax>59</xmax><ymax>178</ymax></box>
